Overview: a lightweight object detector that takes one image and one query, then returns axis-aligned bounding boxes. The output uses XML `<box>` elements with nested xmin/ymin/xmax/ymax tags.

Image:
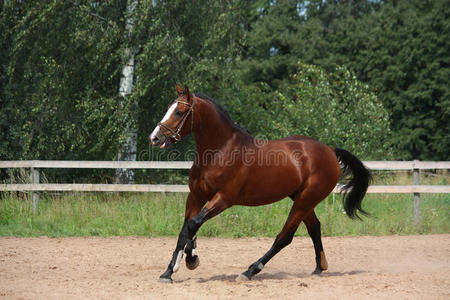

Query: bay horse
<box><xmin>149</xmin><ymin>84</ymin><xmax>371</xmax><ymax>283</ymax></box>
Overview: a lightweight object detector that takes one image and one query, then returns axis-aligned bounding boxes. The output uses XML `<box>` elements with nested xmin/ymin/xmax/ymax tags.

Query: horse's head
<box><xmin>150</xmin><ymin>84</ymin><xmax>195</xmax><ymax>149</ymax></box>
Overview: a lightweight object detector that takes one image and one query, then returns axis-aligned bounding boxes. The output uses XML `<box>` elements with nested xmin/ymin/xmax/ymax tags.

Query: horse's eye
<box><xmin>175</xmin><ymin>110</ymin><xmax>183</xmax><ymax>116</ymax></box>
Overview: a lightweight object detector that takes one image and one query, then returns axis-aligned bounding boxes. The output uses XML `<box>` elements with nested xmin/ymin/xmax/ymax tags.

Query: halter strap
<box><xmin>157</xmin><ymin>99</ymin><xmax>195</xmax><ymax>142</ymax></box>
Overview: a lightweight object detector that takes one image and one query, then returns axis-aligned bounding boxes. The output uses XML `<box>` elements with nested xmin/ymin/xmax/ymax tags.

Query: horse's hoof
<box><xmin>236</xmin><ymin>273</ymin><xmax>250</xmax><ymax>282</ymax></box>
<box><xmin>311</xmin><ymin>268</ymin><xmax>323</xmax><ymax>276</ymax></box>
<box><xmin>186</xmin><ymin>255</ymin><xmax>200</xmax><ymax>270</ymax></box>
<box><xmin>159</xmin><ymin>276</ymin><xmax>173</xmax><ymax>283</ymax></box>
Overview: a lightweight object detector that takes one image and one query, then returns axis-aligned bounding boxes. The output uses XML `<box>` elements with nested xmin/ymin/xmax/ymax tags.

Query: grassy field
<box><xmin>1</xmin><ymin>191</ymin><xmax>448</xmax><ymax>238</ymax></box>
<box><xmin>1</xmin><ymin>170</ymin><xmax>448</xmax><ymax>237</ymax></box>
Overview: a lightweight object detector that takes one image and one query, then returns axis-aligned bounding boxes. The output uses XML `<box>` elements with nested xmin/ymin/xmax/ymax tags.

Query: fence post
<box><xmin>413</xmin><ymin>160</ymin><xmax>420</xmax><ymax>225</ymax></box>
<box><xmin>30</xmin><ymin>167</ymin><xmax>40</xmax><ymax>212</ymax></box>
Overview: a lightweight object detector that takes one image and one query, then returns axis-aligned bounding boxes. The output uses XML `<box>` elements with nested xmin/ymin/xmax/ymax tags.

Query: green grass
<box><xmin>1</xmin><ymin>191</ymin><xmax>448</xmax><ymax>237</ymax></box>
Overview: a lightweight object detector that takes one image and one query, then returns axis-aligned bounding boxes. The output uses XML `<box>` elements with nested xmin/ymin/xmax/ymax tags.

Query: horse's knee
<box><xmin>186</xmin><ymin>209</ymin><xmax>210</xmax><ymax>237</ymax></box>
<box><xmin>185</xmin><ymin>220</ymin><xmax>199</xmax><ymax>239</ymax></box>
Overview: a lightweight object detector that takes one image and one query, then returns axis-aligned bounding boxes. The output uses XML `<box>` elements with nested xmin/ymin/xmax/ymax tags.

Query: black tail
<box><xmin>334</xmin><ymin>148</ymin><xmax>372</xmax><ymax>220</ymax></box>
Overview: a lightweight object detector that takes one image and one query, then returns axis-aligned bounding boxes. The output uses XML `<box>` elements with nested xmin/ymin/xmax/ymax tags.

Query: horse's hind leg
<box><xmin>237</xmin><ymin>183</ymin><xmax>331</xmax><ymax>281</ymax></box>
<box><xmin>237</xmin><ymin>202</ymin><xmax>306</xmax><ymax>281</ymax></box>
<box><xmin>304</xmin><ymin>211</ymin><xmax>328</xmax><ymax>274</ymax></box>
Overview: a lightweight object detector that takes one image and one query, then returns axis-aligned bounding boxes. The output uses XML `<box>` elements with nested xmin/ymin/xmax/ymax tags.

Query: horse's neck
<box><xmin>193</xmin><ymin>99</ymin><xmax>237</xmax><ymax>156</ymax></box>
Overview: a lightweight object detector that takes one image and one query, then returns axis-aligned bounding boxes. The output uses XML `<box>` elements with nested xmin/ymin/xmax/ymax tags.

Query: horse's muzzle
<box><xmin>150</xmin><ymin>134</ymin><xmax>161</xmax><ymax>146</ymax></box>
<box><xmin>149</xmin><ymin>128</ymin><xmax>170</xmax><ymax>149</ymax></box>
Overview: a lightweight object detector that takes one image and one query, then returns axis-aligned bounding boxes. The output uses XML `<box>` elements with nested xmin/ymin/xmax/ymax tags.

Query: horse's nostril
<box><xmin>151</xmin><ymin>136</ymin><xmax>159</xmax><ymax>144</ymax></box>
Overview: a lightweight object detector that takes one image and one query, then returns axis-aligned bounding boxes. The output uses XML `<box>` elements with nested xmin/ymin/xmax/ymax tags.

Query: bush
<box><xmin>232</xmin><ymin>63</ymin><xmax>392</xmax><ymax>160</ymax></box>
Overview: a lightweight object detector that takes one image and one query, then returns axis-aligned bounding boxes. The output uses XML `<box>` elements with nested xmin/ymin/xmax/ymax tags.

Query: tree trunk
<box><xmin>116</xmin><ymin>0</ymin><xmax>137</xmax><ymax>184</ymax></box>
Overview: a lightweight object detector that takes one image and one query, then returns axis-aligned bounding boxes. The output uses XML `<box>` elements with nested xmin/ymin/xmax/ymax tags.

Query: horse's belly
<box><xmin>240</xmin><ymin>192</ymin><xmax>290</xmax><ymax>206</ymax></box>
<box><xmin>238</xmin><ymin>167</ymin><xmax>301</xmax><ymax>206</ymax></box>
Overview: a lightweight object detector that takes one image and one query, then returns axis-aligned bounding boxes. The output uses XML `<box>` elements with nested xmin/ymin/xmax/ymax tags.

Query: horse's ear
<box><xmin>175</xmin><ymin>84</ymin><xmax>184</xmax><ymax>95</ymax></box>
<box><xmin>185</xmin><ymin>86</ymin><xmax>193</xmax><ymax>102</ymax></box>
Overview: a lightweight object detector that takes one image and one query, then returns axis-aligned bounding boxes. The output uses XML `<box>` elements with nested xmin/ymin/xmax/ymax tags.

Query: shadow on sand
<box><xmin>195</xmin><ymin>270</ymin><xmax>367</xmax><ymax>283</ymax></box>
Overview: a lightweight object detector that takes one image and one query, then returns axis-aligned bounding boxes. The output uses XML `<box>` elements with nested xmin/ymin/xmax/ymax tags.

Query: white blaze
<box><xmin>150</xmin><ymin>102</ymin><xmax>177</xmax><ymax>141</ymax></box>
<box><xmin>161</xmin><ymin>102</ymin><xmax>178</xmax><ymax>122</ymax></box>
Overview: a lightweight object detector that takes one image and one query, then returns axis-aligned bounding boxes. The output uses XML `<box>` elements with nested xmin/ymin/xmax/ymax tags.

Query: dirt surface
<box><xmin>1</xmin><ymin>235</ymin><xmax>449</xmax><ymax>300</ymax></box>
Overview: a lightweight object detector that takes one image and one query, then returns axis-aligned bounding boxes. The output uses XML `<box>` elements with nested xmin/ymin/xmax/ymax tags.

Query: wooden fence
<box><xmin>1</xmin><ymin>160</ymin><xmax>449</xmax><ymax>224</ymax></box>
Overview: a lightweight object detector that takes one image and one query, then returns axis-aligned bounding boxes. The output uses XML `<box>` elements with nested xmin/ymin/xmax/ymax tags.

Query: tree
<box><xmin>240</xmin><ymin>0</ymin><xmax>379</xmax><ymax>89</ymax></box>
<box><xmin>231</xmin><ymin>63</ymin><xmax>392</xmax><ymax>160</ymax></box>
<box><xmin>131</xmin><ymin>0</ymin><xmax>246</xmax><ymax>163</ymax></box>
<box><xmin>240</xmin><ymin>0</ymin><xmax>449</xmax><ymax>160</ymax></box>
<box><xmin>116</xmin><ymin>0</ymin><xmax>138</xmax><ymax>184</ymax></box>
<box><xmin>344</xmin><ymin>0</ymin><xmax>450</xmax><ymax>160</ymax></box>
<box><xmin>0</xmin><ymin>1</ymin><xmax>130</xmax><ymax>163</ymax></box>
<box><xmin>240</xmin><ymin>0</ymin><xmax>306</xmax><ymax>89</ymax></box>
<box><xmin>0</xmin><ymin>0</ymin><xmax>246</xmax><ymax>173</ymax></box>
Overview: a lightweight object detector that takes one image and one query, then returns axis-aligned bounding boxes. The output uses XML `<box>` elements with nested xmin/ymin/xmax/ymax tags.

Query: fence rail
<box><xmin>0</xmin><ymin>160</ymin><xmax>192</xmax><ymax>169</ymax></box>
<box><xmin>1</xmin><ymin>184</ymin><xmax>449</xmax><ymax>194</ymax></box>
<box><xmin>1</xmin><ymin>160</ymin><xmax>449</xmax><ymax>224</ymax></box>
<box><xmin>1</xmin><ymin>160</ymin><xmax>449</xmax><ymax>170</ymax></box>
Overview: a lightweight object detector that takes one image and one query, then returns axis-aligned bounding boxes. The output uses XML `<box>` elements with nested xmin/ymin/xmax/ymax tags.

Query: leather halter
<box><xmin>157</xmin><ymin>100</ymin><xmax>194</xmax><ymax>142</ymax></box>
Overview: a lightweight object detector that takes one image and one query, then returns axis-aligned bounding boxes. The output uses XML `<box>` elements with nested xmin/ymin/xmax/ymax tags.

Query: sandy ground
<box><xmin>0</xmin><ymin>235</ymin><xmax>449</xmax><ymax>300</ymax></box>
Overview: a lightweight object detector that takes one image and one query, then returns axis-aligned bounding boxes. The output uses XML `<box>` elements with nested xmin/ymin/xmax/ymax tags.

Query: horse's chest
<box><xmin>189</xmin><ymin>167</ymin><xmax>226</xmax><ymax>198</ymax></box>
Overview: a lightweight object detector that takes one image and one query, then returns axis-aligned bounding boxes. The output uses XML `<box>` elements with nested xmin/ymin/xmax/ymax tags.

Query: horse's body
<box><xmin>190</xmin><ymin>134</ymin><xmax>340</xmax><ymax>208</ymax></box>
<box><xmin>150</xmin><ymin>85</ymin><xmax>371</xmax><ymax>282</ymax></box>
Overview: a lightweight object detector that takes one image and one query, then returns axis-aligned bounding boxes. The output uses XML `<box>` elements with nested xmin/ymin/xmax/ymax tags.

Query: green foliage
<box><xmin>1</xmin><ymin>0</ymin><xmax>447</xmax><ymax>172</ymax></box>
<box><xmin>1</xmin><ymin>1</ymin><xmax>129</xmax><ymax>161</ymax></box>
<box><xmin>232</xmin><ymin>63</ymin><xmax>392</xmax><ymax>159</ymax></box>
<box><xmin>240</xmin><ymin>0</ymin><xmax>449</xmax><ymax>160</ymax></box>
<box><xmin>239</xmin><ymin>0</ymin><xmax>306</xmax><ymax>89</ymax></box>
<box><xmin>347</xmin><ymin>0</ymin><xmax>450</xmax><ymax>160</ymax></box>
<box><xmin>130</xmin><ymin>0</ymin><xmax>245</xmax><ymax>161</ymax></box>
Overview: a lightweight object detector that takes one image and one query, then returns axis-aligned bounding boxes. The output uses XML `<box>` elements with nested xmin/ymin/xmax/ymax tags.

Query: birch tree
<box><xmin>116</xmin><ymin>0</ymin><xmax>138</xmax><ymax>183</ymax></box>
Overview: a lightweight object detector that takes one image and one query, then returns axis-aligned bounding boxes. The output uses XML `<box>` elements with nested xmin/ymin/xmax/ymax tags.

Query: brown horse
<box><xmin>150</xmin><ymin>84</ymin><xmax>371</xmax><ymax>283</ymax></box>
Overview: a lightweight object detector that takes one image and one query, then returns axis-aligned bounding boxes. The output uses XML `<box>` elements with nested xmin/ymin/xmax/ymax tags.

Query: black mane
<box><xmin>194</xmin><ymin>93</ymin><xmax>233</xmax><ymax>121</ymax></box>
<box><xmin>194</xmin><ymin>92</ymin><xmax>251</xmax><ymax>134</ymax></box>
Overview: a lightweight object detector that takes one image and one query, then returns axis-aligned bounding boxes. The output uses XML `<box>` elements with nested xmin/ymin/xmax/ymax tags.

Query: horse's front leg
<box><xmin>185</xmin><ymin>235</ymin><xmax>200</xmax><ymax>270</ymax></box>
<box><xmin>159</xmin><ymin>218</ymin><xmax>197</xmax><ymax>283</ymax></box>
<box><xmin>159</xmin><ymin>192</ymin><xmax>229</xmax><ymax>283</ymax></box>
<box><xmin>183</xmin><ymin>194</ymin><xmax>204</xmax><ymax>271</ymax></box>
